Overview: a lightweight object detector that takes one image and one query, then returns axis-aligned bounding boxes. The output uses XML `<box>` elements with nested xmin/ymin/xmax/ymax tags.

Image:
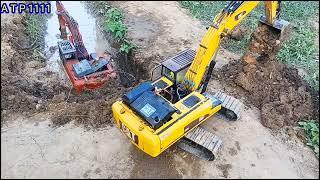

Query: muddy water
<box><xmin>44</xmin><ymin>1</ymin><xmax>106</xmax><ymax>75</ymax></box>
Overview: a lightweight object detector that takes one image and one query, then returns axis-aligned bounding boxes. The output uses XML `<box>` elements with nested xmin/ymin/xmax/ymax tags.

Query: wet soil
<box><xmin>229</xmin><ymin>25</ymin><xmax>250</xmax><ymax>41</ymax></box>
<box><xmin>217</xmin><ymin>163</ymin><xmax>232</xmax><ymax>178</ymax></box>
<box><xmin>49</xmin><ymin>80</ymin><xmax>127</xmax><ymax>129</ymax></box>
<box><xmin>1</xmin><ymin>13</ymin><xmax>67</xmax><ymax>121</ymax></box>
<box><xmin>129</xmin><ymin>146</ymin><xmax>182</xmax><ymax>179</ymax></box>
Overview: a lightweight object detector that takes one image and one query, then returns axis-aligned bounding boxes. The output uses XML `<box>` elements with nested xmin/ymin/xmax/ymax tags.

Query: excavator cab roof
<box><xmin>162</xmin><ymin>49</ymin><xmax>195</xmax><ymax>73</ymax></box>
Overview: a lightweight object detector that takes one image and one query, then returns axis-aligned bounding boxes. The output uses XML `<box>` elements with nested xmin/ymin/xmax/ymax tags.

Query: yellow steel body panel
<box><xmin>112</xmin><ymin>91</ymin><xmax>221</xmax><ymax>157</ymax></box>
<box><xmin>264</xmin><ymin>1</ymin><xmax>279</xmax><ymax>24</ymax></box>
<box><xmin>152</xmin><ymin>76</ymin><xmax>173</xmax><ymax>89</ymax></box>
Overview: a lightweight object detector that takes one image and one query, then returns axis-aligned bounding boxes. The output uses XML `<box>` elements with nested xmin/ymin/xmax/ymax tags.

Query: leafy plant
<box><xmin>104</xmin><ymin>8</ymin><xmax>127</xmax><ymax>42</ymax></box>
<box><xmin>103</xmin><ymin>7</ymin><xmax>136</xmax><ymax>54</ymax></box>
<box><xmin>105</xmin><ymin>20</ymin><xmax>127</xmax><ymax>41</ymax></box>
<box><xmin>298</xmin><ymin>120</ymin><xmax>319</xmax><ymax>157</ymax></box>
<box><xmin>120</xmin><ymin>40</ymin><xmax>136</xmax><ymax>54</ymax></box>
<box><xmin>106</xmin><ymin>8</ymin><xmax>124</xmax><ymax>22</ymax></box>
<box><xmin>26</xmin><ymin>15</ymin><xmax>42</xmax><ymax>40</ymax></box>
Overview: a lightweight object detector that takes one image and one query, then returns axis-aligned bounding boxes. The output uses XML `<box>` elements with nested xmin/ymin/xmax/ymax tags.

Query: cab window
<box><xmin>162</xmin><ymin>66</ymin><xmax>175</xmax><ymax>81</ymax></box>
<box><xmin>176</xmin><ymin>67</ymin><xmax>188</xmax><ymax>83</ymax></box>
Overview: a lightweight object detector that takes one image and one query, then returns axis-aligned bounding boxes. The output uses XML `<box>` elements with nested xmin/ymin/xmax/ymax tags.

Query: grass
<box><xmin>179</xmin><ymin>1</ymin><xmax>319</xmax><ymax>91</ymax></box>
<box><xmin>25</xmin><ymin>11</ymin><xmax>49</xmax><ymax>62</ymax></box>
<box><xmin>103</xmin><ymin>7</ymin><xmax>136</xmax><ymax>54</ymax></box>
<box><xmin>25</xmin><ymin>14</ymin><xmax>45</xmax><ymax>41</ymax></box>
<box><xmin>299</xmin><ymin>120</ymin><xmax>319</xmax><ymax>157</ymax></box>
<box><xmin>25</xmin><ymin>1</ymin><xmax>50</xmax><ymax>41</ymax></box>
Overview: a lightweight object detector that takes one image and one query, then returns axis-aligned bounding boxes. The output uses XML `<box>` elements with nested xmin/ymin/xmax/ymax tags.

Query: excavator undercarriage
<box><xmin>177</xmin><ymin>91</ymin><xmax>242</xmax><ymax>161</ymax></box>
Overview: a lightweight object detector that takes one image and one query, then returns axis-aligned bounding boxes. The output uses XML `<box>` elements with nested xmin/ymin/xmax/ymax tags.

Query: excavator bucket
<box><xmin>259</xmin><ymin>15</ymin><xmax>290</xmax><ymax>34</ymax></box>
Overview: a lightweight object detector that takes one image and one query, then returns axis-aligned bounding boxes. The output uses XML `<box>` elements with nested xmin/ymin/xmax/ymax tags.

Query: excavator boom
<box><xmin>184</xmin><ymin>1</ymin><xmax>289</xmax><ymax>92</ymax></box>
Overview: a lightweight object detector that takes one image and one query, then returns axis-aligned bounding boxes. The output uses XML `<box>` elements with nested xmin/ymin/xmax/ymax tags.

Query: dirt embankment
<box><xmin>1</xmin><ymin>14</ymin><xmax>67</xmax><ymax>121</ymax></box>
<box><xmin>49</xmin><ymin>80</ymin><xmax>127</xmax><ymax>129</ymax></box>
<box><xmin>215</xmin><ymin>24</ymin><xmax>318</xmax><ymax>129</ymax></box>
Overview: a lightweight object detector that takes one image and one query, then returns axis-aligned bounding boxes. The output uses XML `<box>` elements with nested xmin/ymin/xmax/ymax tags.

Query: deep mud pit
<box><xmin>1</xmin><ymin>1</ymin><xmax>319</xmax><ymax>179</ymax></box>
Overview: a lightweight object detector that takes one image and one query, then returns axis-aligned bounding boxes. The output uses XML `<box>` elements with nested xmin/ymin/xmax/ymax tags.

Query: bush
<box><xmin>103</xmin><ymin>7</ymin><xmax>135</xmax><ymax>54</ymax></box>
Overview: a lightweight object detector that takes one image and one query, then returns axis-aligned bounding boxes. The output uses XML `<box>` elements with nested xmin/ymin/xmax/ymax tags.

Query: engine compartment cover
<box><xmin>130</xmin><ymin>90</ymin><xmax>176</xmax><ymax>129</ymax></box>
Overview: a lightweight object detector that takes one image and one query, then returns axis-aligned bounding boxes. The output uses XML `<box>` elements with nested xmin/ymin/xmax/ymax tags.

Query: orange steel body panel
<box><xmin>63</xmin><ymin>59</ymin><xmax>116</xmax><ymax>94</ymax></box>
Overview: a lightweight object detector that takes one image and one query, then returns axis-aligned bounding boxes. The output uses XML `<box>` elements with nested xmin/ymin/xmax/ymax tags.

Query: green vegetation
<box><xmin>25</xmin><ymin>14</ymin><xmax>46</xmax><ymax>41</ymax></box>
<box><xmin>25</xmin><ymin>1</ymin><xmax>49</xmax><ymax>41</ymax></box>
<box><xmin>103</xmin><ymin>7</ymin><xmax>136</xmax><ymax>54</ymax></box>
<box><xmin>299</xmin><ymin>120</ymin><xmax>319</xmax><ymax>157</ymax></box>
<box><xmin>25</xmin><ymin>11</ymin><xmax>49</xmax><ymax>63</ymax></box>
<box><xmin>120</xmin><ymin>40</ymin><xmax>136</xmax><ymax>54</ymax></box>
<box><xmin>179</xmin><ymin>1</ymin><xmax>319</xmax><ymax>91</ymax></box>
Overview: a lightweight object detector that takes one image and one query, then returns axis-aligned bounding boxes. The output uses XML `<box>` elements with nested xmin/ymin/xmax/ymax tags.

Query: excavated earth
<box><xmin>1</xmin><ymin>1</ymin><xmax>319</xmax><ymax>179</ymax></box>
<box><xmin>1</xmin><ymin>13</ymin><xmax>66</xmax><ymax>120</ymax></box>
<box><xmin>214</xmin><ymin>24</ymin><xmax>319</xmax><ymax>129</ymax></box>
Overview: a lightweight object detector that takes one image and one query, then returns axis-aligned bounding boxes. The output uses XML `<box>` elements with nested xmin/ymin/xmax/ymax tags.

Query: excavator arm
<box><xmin>184</xmin><ymin>1</ymin><xmax>288</xmax><ymax>92</ymax></box>
<box><xmin>56</xmin><ymin>1</ymin><xmax>89</xmax><ymax>60</ymax></box>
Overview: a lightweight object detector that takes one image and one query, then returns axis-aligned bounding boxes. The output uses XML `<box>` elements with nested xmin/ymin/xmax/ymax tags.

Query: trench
<box><xmin>41</xmin><ymin>1</ymin><xmax>147</xmax><ymax>128</ymax></box>
<box><xmin>43</xmin><ymin>1</ymin><xmax>139</xmax><ymax>88</ymax></box>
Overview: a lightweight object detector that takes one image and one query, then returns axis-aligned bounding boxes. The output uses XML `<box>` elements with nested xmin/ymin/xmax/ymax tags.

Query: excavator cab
<box><xmin>151</xmin><ymin>49</ymin><xmax>195</xmax><ymax>85</ymax></box>
<box><xmin>151</xmin><ymin>49</ymin><xmax>196</xmax><ymax>102</ymax></box>
<box><xmin>161</xmin><ymin>51</ymin><xmax>193</xmax><ymax>83</ymax></box>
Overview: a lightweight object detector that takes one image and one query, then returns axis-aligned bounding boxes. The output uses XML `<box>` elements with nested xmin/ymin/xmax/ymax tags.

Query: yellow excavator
<box><xmin>112</xmin><ymin>1</ymin><xmax>289</xmax><ymax>160</ymax></box>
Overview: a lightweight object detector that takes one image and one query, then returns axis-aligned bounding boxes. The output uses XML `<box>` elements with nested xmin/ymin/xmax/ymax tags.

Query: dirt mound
<box><xmin>215</xmin><ymin>24</ymin><xmax>317</xmax><ymax>129</ymax></box>
<box><xmin>1</xmin><ymin>14</ymin><xmax>68</xmax><ymax>120</ymax></box>
<box><xmin>50</xmin><ymin>99</ymin><xmax>114</xmax><ymax>129</ymax></box>
<box><xmin>48</xmin><ymin>79</ymin><xmax>134</xmax><ymax>129</ymax></box>
<box><xmin>229</xmin><ymin>25</ymin><xmax>250</xmax><ymax>41</ymax></box>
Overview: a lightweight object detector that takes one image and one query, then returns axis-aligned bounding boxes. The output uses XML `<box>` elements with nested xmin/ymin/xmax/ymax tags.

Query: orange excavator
<box><xmin>56</xmin><ymin>1</ymin><xmax>116</xmax><ymax>94</ymax></box>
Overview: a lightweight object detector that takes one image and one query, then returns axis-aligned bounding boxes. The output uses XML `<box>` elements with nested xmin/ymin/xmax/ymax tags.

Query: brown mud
<box><xmin>229</xmin><ymin>25</ymin><xmax>250</xmax><ymax>41</ymax></box>
<box><xmin>2</xmin><ymin>1</ymin><xmax>319</xmax><ymax>179</ymax></box>
<box><xmin>215</xmin><ymin>23</ymin><xmax>318</xmax><ymax>129</ymax></box>
<box><xmin>1</xmin><ymin>14</ymin><xmax>67</xmax><ymax>121</ymax></box>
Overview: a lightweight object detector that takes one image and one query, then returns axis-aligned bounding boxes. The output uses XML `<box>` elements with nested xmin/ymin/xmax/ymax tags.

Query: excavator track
<box><xmin>214</xmin><ymin>90</ymin><xmax>242</xmax><ymax>121</ymax></box>
<box><xmin>177</xmin><ymin>91</ymin><xmax>242</xmax><ymax>161</ymax></box>
<box><xmin>177</xmin><ymin>126</ymin><xmax>222</xmax><ymax>161</ymax></box>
